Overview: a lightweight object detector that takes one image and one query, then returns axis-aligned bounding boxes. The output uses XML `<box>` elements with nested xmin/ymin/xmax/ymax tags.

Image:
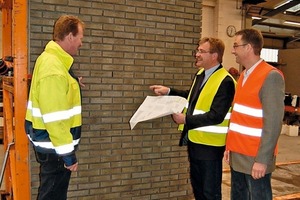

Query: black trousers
<box><xmin>35</xmin><ymin>151</ymin><xmax>71</xmax><ymax>200</ymax></box>
<box><xmin>190</xmin><ymin>158</ymin><xmax>223</xmax><ymax>200</ymax></box>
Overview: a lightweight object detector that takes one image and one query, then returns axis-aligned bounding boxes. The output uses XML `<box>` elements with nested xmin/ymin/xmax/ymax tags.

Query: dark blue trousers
<box><xmin>230</xmin><ymin>167</ymin><xmax>272</xmax><ymax>200</ymax></box>
<box><xmin>190</xmin><ymin>159</ymin><xmax>223</xmax><ymax>200</ymax></box>
<box><xmin>35</xmin><ymin>152</ymin><xmax>71</xmax><ymax>200</ymax></box>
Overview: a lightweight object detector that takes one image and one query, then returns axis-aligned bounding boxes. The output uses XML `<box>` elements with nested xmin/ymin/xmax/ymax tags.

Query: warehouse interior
<box><xmin>0</xmin><ymin>0</ymin><xmax>300</xmax><ymax>199</ymax></box>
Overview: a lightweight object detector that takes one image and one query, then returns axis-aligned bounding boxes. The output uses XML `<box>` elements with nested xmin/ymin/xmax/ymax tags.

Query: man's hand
<box><xmin>251</xmin><ymin>162</ymin><xmax>267</xmax><ymax>179</ymax></box>
<box><xmin>149</xmin><ymin>85</ymin><xmax>169</xmax><ymax>96</ymax></box>
<box><xmin>78</xmin><ymin>77</ymin><xmax>85</xmax><ymax>88</ymax></box>
<box><xmin>65</xmin><ymin>162</ymin><xmax>78</xmax><ymax>172</ymax></box>
<box><xmin>224</xmin><ymin>150</ymin><xmax>230</xmax><ymax>165</ymax></box>
<box><xmin>172</xmin><ymin>113</ymin><xmax>186</xmax><ymax>124</ymax></box>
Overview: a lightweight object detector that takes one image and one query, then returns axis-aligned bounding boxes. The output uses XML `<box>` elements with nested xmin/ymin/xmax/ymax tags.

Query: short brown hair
<box><xmin>53</xmin><ymin>15</ymin><xmax>85</xmax><ymax>41</ymax></box>
<box><xmin>199</xmin><ymin>37</ymin><xmax>225</xmax><ymax>63</ymax></box>
<box><xmin>235</xmin><ymin>28</ymin><xmax>263</xmax><ymax>56</ymax></box>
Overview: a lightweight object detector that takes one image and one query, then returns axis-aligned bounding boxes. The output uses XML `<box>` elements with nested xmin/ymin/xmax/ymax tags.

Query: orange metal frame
<box><xmin>1</xmin><ymin>0</ymin><xmax>30</xmax><ymax>199</ymax></box>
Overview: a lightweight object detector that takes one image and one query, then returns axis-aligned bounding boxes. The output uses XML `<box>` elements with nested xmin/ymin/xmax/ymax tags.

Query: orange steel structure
<box><xmin>1</xmin><ymin>0</ymin><xmax>30</xmax><ymax>199</ymax></box>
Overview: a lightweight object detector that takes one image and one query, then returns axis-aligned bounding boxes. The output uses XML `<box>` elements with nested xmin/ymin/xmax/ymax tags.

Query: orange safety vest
<box><xmin>226</xmin><ymin>61</ymin><xmax>283</xmax><ymax>157</ymax></box>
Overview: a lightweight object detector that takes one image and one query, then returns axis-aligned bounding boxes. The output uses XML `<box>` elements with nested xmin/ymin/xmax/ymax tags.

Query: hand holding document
<box><xmin>129</xmin><ymin>96</ymin><xmax>187</xmax><ymax>129</ymax></box>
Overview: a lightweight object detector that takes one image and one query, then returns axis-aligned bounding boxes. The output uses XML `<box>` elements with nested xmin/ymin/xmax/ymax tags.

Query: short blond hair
<box><xmin>53</xmin><ymin>15</ymin><xmax>85</xmax><ymax>41</ymax></box>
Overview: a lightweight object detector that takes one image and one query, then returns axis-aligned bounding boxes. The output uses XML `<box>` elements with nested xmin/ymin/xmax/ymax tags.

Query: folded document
<box><xmin>129</xmin><ymin>96</ymin><xmax>187</xmax><ymax>129</ymax></box>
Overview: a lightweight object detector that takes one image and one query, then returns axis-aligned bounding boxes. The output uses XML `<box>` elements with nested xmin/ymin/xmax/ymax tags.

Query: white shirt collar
<box><xmin>244</xmin><ymin>58</ymin><xmax>263</xmax><ymax>77</ymax></box>
<box><xmin>242</xmin><ymin>58</ymin><xmax>263</xmax><ymax>86</ymax></box>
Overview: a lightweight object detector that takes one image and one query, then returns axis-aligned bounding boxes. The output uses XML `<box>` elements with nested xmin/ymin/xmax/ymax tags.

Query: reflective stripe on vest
<box><xmin>233</xmin><ymin>103</ymin><xmax>263</xmax><ymax>118</ymax></box>
<box><xmin>229</xmin><ymin>122</ymin><xmax>262</xmax><ymax>137</ymax></box>
<box><xmin>229</xmin><ymin>103</ymin><xmax>263</xmax><ymax>137</ymax></box>
<box><xmin>193</xmin><ymin>109</ymin><xmax>231</xmax><ymax>133</ymax></box>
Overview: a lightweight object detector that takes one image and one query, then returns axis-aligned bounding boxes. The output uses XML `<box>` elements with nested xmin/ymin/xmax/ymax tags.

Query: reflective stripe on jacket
<box><xmin>25</xmin><ymin>40</ymin><xmax>82</xmax><ymax>155</ymax></box>
<box><xmin>226</xmin><ymin>62</ymin><xmax>283</xmax><ymax>156</ymax></box>
<box><xmin>179</xmin><ymin>67</ymin><xmax>235</xmax><ymax>146</ymax></box>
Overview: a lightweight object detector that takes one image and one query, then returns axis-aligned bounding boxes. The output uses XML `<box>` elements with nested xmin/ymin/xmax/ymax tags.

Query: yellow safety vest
<box><xmin>179</xmin><ymin>68</ymin><xmax>235</xmax><ymax>146</ymax></box>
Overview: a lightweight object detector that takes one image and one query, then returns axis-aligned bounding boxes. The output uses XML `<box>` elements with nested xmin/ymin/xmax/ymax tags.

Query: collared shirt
<box><xmin>167</xmin><ymin>64</ymin><xmax>220</xmax><ymax>95</ymax></box>
<box><xmin>242</xmin><ymin>58</ymin><xmax>263</xmax><ymax>86</ymax></box>
<box><xmin>203</xmin><ymin>64</ymin><xmax>220</xmax><ymax>87</ymax></box>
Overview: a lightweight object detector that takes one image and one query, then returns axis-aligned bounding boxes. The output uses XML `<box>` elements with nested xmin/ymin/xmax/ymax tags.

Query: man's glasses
<box><xmin>192</xmin><ymin>49</ymin><xmax>212</xmax><ymax>56</ymax></box>
<box><xmin>233</xmin><ymin>43</ymin><xmax>248</xmax><ymax>49</ymax></box>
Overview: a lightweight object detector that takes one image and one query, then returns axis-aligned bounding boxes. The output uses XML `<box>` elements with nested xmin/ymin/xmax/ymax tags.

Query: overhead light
<box><xmin>284</xmin><ymin>21</ymin><xmax>300</xmax><ymax>26</ymax></box>
<box><xmin>274</xmin><ymin>0</ymin><xmax>300</xmax><ymax>12</ymax></box>
<box><xmin>274</xmin><ymin>0</ymin><xmax>292</xmax><ymax>9</ymax></box>
<box><xmin>252</xmin><ymin>16</ymin><xmax>262</xmax><ymax>20</ymax></box>
<box><xmin>287</xmin><ymin>3</ymin><xmax>300</xmax><ymax>12</ymax></box>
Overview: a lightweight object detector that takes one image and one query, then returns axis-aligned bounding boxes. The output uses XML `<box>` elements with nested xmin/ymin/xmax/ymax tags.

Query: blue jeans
<box><xmin>230</xmin><ymin>167</ymin><xmax>272</xmax><ymax>200</ymax></box>
<box><xmin>190</xmin><ymin>159</ymin><xmax>223</xmax><ymax>200</ymax></box>
<box><xmin>35</xmin><ymin>151</ymin><xmax>71</xmax><ymax>200</ymax></box>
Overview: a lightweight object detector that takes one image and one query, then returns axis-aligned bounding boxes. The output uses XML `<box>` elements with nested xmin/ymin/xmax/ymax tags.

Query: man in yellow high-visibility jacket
<box><xmin>25</xmin><ymin>15</ymin><xmax>85</xmax><ymax>200</ymax></box>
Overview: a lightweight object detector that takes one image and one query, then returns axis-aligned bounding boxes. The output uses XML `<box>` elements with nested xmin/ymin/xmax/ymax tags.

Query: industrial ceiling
<box><xmin>243</xmin><ymin>0</ymin><xmax>300</xmax><ymax>47</ymax></box>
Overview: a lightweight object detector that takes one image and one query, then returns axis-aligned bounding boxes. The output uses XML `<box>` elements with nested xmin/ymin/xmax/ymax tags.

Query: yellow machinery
<box><xmin>0</xmin><ymin>0</ymin><xmax>30</xmax><ymax>199</ymax></box>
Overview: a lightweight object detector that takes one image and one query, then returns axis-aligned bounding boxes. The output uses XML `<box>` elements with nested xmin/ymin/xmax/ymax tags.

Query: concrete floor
<box><xmin>0</xmin><ymin>134</ymin><xmax>299</xmax><ymax>199</ymax></box>
<box><xmin>222</xmin><ymin>134</ymin><xmax>300</xmax><ymax>200</ymax></box>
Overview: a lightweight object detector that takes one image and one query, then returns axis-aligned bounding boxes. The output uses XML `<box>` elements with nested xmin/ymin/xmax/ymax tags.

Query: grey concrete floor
<box><xmin>222</xmin><ymin>134</ymin><xmax>300</xmax><ymax>200</ymax></box>
<box><xmin>0</xmin><ymin>134</ymin><xmax>299</xmax><ymax>199</ymax></box>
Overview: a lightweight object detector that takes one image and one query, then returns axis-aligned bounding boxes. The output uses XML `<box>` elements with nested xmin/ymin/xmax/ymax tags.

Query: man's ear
<box><xmin>245</xmin><ymin>43</ymin><xmax>251</xmax><ymax>51</ymax></box>
<box><xmin>212</xmin><ymin>52</ymin><xmax>218</xmax><ymax>60</ymax></box>
<box><xmin>67</xmin><ymin>32</ymin><xmax>73</xmax><ymax>42</ymax></box>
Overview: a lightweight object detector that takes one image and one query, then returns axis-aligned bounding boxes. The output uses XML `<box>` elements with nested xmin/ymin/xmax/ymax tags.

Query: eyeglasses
<box><xmin>192</xmin><ymin>49</ymin><xmax>212</xmax><ymax>56</ymax></box>
<box><xmin>233</xmin><ymin>43</ymin><xmax>248</xmax><ymax>49</ymax></box>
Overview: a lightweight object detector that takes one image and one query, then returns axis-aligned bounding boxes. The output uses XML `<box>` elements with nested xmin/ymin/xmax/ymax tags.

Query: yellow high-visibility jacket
<box><xmin>25</xmin><ymin>40</ymin><xmax>82</xmax><ymax>166</ymax></box>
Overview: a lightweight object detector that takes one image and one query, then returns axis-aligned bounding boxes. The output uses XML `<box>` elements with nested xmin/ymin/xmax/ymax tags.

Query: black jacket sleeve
<box><xmin>169</xmin><ymin>88</ymin><xmax>190</xmax><ymax>98</ymax></box>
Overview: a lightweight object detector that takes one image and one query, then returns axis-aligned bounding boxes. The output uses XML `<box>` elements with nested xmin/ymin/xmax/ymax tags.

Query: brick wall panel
<box><xmin>29</xmin><ymin>0</ymin><xmax>201</xmax><ymax>199</ymax></box>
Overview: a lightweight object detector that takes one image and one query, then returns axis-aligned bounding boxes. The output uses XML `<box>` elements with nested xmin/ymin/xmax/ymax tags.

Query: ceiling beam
<box><xmin>286</xmin><ymin>37</ymin><xmax>300</xmax><ymax>43</ymax></box>
<box><xmin>257</xmin><ymin>22</ymin><xmax>300</xmax><ymax>31</ymax></box>
<box><xmin>252</xmin><ymin>0</ymin><xmax>300</xmax><ymax>25</ymax></box>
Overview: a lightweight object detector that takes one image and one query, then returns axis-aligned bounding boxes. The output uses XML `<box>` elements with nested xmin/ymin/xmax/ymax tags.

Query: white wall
<box><xmin>201</xmin><ymin>0</ymin><xmax>244</xmax><ymax>71</ymax></box>
<box><xmin>202</xmin><ymin>0</ymin><xmax>300</xmax><ymax>96</ymax></box>
<box><xmin>279</xmin><ymin>49</ymin><xmax>300</xmax><ymax>96</ymax></box>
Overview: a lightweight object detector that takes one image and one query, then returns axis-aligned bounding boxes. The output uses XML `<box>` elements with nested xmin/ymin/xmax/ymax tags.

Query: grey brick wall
<box><xmin>29</xmin><ymin>0</ymin><xmax>201</xmax><ymax>199</ymax></box>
